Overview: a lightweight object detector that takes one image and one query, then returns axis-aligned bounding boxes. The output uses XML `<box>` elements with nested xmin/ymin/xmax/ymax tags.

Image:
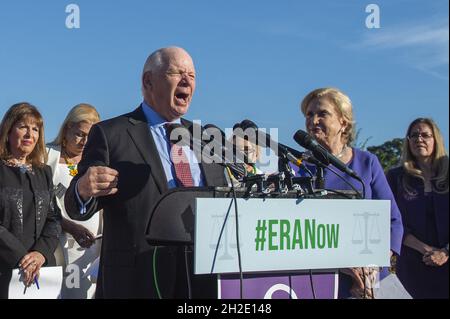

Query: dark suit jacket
<box><xmin>64</xmin><ymin>106</ymin><xmax>227</xmax><ymax>298</ymax></box>
<box><xmin>0</xmin><ymin>163</ymin><xmax>61</xmax><ymax>298</ymax></box>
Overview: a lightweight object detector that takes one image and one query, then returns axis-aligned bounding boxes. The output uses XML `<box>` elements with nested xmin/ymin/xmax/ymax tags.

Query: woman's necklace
<box><xmin>62</xmin><ymin>151</ymin><xmax>79</xmax><ymax>177</ymax></box>
<box><xmin>335</xmin><ymin>145</ymin><xmax>347</xmax><ymax>159</ymax></box>
<box><xmin>2</xmin><ymin>158</ymin><xmax>33</xmax><ymax>173</ymax></box>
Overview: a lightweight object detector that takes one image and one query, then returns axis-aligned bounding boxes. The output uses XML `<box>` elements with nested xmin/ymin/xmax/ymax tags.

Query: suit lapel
<box><xmin>127</xmin><ymin>106</ymin><xmax>169</xmax><ymax>194</ymax></box>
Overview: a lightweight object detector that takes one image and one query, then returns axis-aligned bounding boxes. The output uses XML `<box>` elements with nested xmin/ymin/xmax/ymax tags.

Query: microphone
<box><xmin>201</xmin><ymin>124</ymin><xmax>253</xmax><ymax>178</ymax></box>
<box><xmin>298</xmin><ymin>150</ymin><xmax>328</xmax><ymax>168</ymax></box>
<box><xmin>233</xmin><ymin>119</ymin><xmax>278</xmax><ymax>154</ymax></box>
<box><xmin>293</xmin><ymin>129</ymin><xmax>359</xmax><ymax>179</ymax></box>
<box><xmin>204</xmin><ymin>124</ymin><xmax>226</xmax><ymax>146</ymax></box>
<box><xmin>203</xmin><ymin>123</ymin><xmax>251</xmax><ymax>165</ymax></box>
<box><xmin>166</xmin><ymin>123</ymin><xmax>246</xmax><ymax>177</ymax></box>
<box><xmin>273</xmin><ymin>142</ymin><xmax>325</xmax><ymax>168</ymax></box>
<box><xmin>233</xmin><ymin>119</ymin><xmax>310</xmax><ymax>169</ymax></box>
<box><xmin>203</xmin><ymin>122</ymin><xmax>322</xmax><ymax>176</ymax></box>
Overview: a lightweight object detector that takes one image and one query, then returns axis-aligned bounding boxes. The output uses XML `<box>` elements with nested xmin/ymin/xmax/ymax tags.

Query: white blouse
<box><xmin>54</xmin><ymin>162</ymin><xmax>100</xmax><ymax>236</ymax></box>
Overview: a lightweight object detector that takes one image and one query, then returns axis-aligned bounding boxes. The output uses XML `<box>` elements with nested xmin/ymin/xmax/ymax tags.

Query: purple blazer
<box><xmin>386</xmin><ymin>166</ymin><xmax>448</xmax><ymax>298</ymax></box>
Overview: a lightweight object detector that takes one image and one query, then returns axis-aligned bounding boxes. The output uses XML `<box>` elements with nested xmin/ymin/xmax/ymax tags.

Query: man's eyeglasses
<box><xmin>407</xmin><ymin>132</ymin><xmax>433</xmax><ymax>141</ymax></box>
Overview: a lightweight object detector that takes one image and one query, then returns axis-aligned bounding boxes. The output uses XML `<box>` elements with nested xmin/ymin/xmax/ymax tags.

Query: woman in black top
<box><xmin>387</xmin><ymin>118</ymin><xmax>448</xmax><ymax>298</ymax></box>
<box><xmin>0</xmin><ymin>102</ymin><xmax>61</xmax><ymax>298</ymax></box>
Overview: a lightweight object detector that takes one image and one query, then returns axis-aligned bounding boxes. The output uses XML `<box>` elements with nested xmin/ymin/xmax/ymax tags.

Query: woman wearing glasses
<box><xmin>46</xmin><ymin>104</ymin><xmax>101</xmax><ymax>298</ymax></box>
<box><xmin>387</xmin><ymin>118</ymin><xmax>449</xmax><ymax>298</ymax></box>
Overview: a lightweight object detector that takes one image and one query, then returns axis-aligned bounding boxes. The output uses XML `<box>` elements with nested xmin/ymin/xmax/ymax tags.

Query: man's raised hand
<box><xmin>77</xmin><ymin>166</ymin><xmax>119</xmax><ymax>200</ymax></box>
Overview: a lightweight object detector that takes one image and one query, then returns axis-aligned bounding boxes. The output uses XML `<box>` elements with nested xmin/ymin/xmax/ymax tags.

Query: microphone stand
<box><xmin>315</xmin><ymin>166</ymin><xmax>325</xmax><ymax>189</ymax></box>
<box><xmin>278</xmin><ymin>151</ymin><xmax>315</xmax><ymax>195</ymax></box>
<box><xmin>278</xmin><ymin>153</ymin><xmax>293</xmax><ymax>187</ymax></box>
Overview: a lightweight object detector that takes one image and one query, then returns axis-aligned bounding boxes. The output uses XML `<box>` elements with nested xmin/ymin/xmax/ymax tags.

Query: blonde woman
<box><xmin>296</xmin><ymin>88</ymin><xmax>404</xmax><ymax>298</ymax></box>
<box><xmin>46</xmin><ymin>103</ymin><xmax>101</xmax><ymax>299</ymax></box>
<box><xmin>387</xmin><ymin>118</ymin><xmax>448</xmax><ymax>298</ymax></box>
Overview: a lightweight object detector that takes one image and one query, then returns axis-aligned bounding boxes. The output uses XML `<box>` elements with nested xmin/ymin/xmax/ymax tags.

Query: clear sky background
<box><xmin>1</xmin><ymin>0</ymin><xmax>448</xmax><ymax>153</ymax></box>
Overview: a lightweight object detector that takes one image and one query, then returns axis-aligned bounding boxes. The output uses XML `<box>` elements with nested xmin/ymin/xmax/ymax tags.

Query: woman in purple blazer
<box><xmin>387</xmin><ymin>118</ymin><xmax>448</xmax><ymax>299</ymax></box>
<box><xmin>295</xmin><ymin>88</ymin><xmax>404</xmax><ymax>299</ymax></box>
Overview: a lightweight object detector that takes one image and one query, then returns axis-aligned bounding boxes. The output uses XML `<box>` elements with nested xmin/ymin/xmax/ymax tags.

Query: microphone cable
<box><xmin>323</xmin><ymin>165</ymin><xmax>364</xmax><ymax>199</ymax></box>
<box><xmin>152</xmin><ymin>245</ymin><xmax>193</xmax><ymax>299</ymax></box>
<box><xmin>288</xmin><ymin>275</ymin><xmax>292</xmax><ymax>299</ymax></box>
<box><xmin>309</xmin><ymin>269</ymin><xmax>317</xmax><ymax>299</ymax></box>
<box><xmin>152</xmin><ymin>246</ymin><xmax>163</xmax><ymax>299</ymax></box>
<box><xmin>362</xmin><ymin>267</ymin><xmax>367</xmax><ymax>299</ymax></box>
<box><xmin>353</xmin><ymin>175</ymin><xmax>366</xmax><ymax>199</ymax></box>
<box><xmin>302</xmin><ymin>164</ymin><xmax>314</xmax><ymax>179</ymax></box>
<box><xmin>312</xmin><ymin>146</ymin><xmax>365</xmax><ymax>199</ymax></box>
<box><xmin>229</xmin><ymin>169</ymin><xmax>244</xmax><ymax>299</ymax></box>
<box><xmin>322</xmin><ymin>189</ymin><xmax>354</xmax><ymax>199</ymax></box>
<box><xmin>184</xmin><ymin>245</ymin><xmax>192</xmax><ymax>299</ymax></box>
<box><xmin>210</xmin><ymin>193</ymin><xmax>235</xmax><ymax>274</ymax></box>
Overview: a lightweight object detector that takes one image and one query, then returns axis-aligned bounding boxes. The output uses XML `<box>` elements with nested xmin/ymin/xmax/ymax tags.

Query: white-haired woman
<box><xmin>46</xmin><ymin>103</ymin><xmax>101</xmax><ymax>299</ymax></box>
<box><xmin>294</xmin><ymin>88</ymin><xmax>404</xmax><ymax>299</ymax></box>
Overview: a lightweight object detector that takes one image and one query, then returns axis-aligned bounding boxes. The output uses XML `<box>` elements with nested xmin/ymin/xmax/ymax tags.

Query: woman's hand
<box><xmin>341</xmin><ymin>267</ymin><xmax>378</xmax><ymax>299</ymax></box>
<box><xmin>403</xmin><ymin>234</ymin><xmax>433</xmax><ymax>255</ymax></box>
<box><xmin>66</xmin><ymin>221</ymin><xmax>95</xmax><ymax>248</ymax></box>
<box><xmin>19</xmin><ymin>251</ymin><xmax>45</xmax><ymax>286</ymax></box>
<box><xmin>423</xmin><ymin>248</ymin><xmax>449</xmax><ymax>267</ymax></box>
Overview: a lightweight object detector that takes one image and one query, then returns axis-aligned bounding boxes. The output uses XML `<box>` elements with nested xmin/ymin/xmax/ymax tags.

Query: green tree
<box><xmin>367</xmin><ymin>138</ymin><xmax>404</xmax><ymax>171</ymax></box>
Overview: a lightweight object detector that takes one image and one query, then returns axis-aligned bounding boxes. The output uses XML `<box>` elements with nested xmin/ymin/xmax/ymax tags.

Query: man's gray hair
<box><xmin>142</xmin><ymin>46</ymin><xmax>189</xmax><ymax>75</ymax></box>
<box><xmin>141</xmin><ymin>49</ymin><xmax>166</xmax><ymax>96</ymax></box>
<box><xmin>141</xmin><ymin>47</ymin><xmax>190</xmax><ymax>95</ymax></box>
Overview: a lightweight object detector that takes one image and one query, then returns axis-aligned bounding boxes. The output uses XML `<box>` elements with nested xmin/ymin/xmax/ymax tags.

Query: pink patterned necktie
<box><xmin>165</xmin><ymin>124</ymin><xmax>194</xmax><ymax>187</ymax></box>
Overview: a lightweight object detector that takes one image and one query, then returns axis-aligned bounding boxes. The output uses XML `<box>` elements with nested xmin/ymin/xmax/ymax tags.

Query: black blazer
<box><xmin>65</xmin><ymin>106</ymin><xmax>227</xmax><ymax>298</ymax></box>
<box><xmin>0</xmin><ymin>163</ymin><xmax>61</xmax><ymax>298</ymax></box>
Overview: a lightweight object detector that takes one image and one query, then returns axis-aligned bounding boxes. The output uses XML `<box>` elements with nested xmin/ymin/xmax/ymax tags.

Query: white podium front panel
<box><xmin>194</xmin><ymin>198</ymin><xmax>390</xmax><ymax>274</ymax></box>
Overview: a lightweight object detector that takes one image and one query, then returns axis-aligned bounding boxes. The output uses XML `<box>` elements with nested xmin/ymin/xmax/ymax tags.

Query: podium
<box><xmin>146</xmin><ymin>187</ymin><xmax>390</xmax><ymax>299</ymax></box>
<box><xmin>146</xmin><ymin>186</ymin><xmax>357</xmax><ymax>246</ymax></box>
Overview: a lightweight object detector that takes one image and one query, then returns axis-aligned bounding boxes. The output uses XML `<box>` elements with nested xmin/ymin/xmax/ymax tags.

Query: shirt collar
<box><xmin>141</xmin><ymin>101</ymin><xmax>181</xmax><ymax>128</ymax></box>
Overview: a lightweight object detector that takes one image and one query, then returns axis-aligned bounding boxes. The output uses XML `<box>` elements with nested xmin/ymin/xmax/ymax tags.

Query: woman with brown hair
<box><xmin>0</xmin><ymin>102</ymin><xmax>61</xmax><ymax>298</ymax></box>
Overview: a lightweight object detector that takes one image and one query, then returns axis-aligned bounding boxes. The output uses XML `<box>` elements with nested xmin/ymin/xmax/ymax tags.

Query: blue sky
<box><xmin>0</xmin><ymin>0</ymin><xmax>448</xmax><ymax>153</ymax></box>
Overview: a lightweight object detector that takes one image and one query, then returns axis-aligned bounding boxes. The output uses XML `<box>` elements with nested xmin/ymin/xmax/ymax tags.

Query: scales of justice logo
<box><xmin>209</xmin><ymin>212</ymin><xmax>244</xmax><ymax>260</ymax></box>
<box><xmin>352</xmin><ymin>212</ymin><xmax>381</xmax><ymax>254</ymax></box>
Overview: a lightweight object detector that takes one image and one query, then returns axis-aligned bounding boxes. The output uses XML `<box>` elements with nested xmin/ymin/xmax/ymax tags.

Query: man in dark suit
<box><xmin>64</xmin><ymin>47</ymin><xmax>227</xmax><ymax>298</ymax></box>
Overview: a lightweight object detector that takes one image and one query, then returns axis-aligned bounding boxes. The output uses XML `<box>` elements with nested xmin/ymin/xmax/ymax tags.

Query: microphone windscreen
<box><xmin>293</xmin><ymin>129</ymin><xmax>312</xmax><ymax>149</ymax></box>
<box><xmin>239</xmin><ymin>119</ymin><xmax>258</xmax><ymax>131</ymax></box>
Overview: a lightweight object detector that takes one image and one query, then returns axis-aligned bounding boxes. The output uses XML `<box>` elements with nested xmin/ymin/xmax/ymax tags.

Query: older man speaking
<box><xmin>65</xmin><ymin>47</ymin><xmax>227</xmax><ymax>298</ymax></box>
